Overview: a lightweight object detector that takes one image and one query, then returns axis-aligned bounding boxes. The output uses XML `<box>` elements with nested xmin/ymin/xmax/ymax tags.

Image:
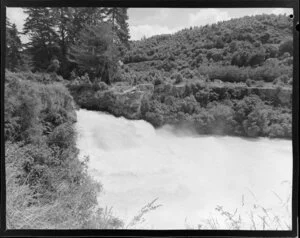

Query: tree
<box><xmin>52</xmin><ymin>8</ymin><xmax>107</xmax><ymax>77</ymax></box>
<box><xmin>68</xmin><ymin>8</ymin><xmax>107</xmax><ymax>44</ymax></box>
<box><xmin>51</xmin><ymin>8</ymin><xmax>74</xmax><ymax>76</ymax></box>
<box><xmin>104</xmin><ymin>8</ymin><xmax>130</xmax><ymax>49</ymax></box>
<box><xmin>69</xmin><ymin>23</ymin><xmax>118</xmax><ymax>84</ymax></box>
<box><xmin>23</xmin><ymin>8</ymin><xmax>60</xmax><ymax>71</ymax></box>
<box><xmin>6</xmin><ymin>19</ymin><xmax>22</xmax><ymax>71</ymax></box>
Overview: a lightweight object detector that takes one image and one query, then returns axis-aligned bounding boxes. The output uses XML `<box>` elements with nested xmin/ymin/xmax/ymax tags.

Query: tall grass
<box><xmin>195</xmin><ymin>184</ymin><xmax>292</xmax><ymax>230</ymax></box>
<box><xmin>126</xmin><ymin>198</ymin><xmax>162</xmax><ymax>229</ymax></box>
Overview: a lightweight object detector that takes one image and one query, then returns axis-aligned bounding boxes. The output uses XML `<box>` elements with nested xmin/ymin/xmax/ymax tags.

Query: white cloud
<box><xmin>129</xmin><ymin>9</ymin><xmax>232</xmax><ymax>41</ymax></box>
<box><xmin>271</xmin><ymin>8</ymin><xmax>293</xmax><ymax>15</ymax></box>
<box><xmin>157</xmin><ymin>8</ymin><xmax>171</xmax><ymax>20</ymax></box>
<box><xmin>188</xmin><ymin>9</ymin><xmax>230</xmax><ymax>26</ymax></box>
<box><xmin>129</xmin><ymin>24</ymin><xmax>181</xmax><ymax>41</ymax></box>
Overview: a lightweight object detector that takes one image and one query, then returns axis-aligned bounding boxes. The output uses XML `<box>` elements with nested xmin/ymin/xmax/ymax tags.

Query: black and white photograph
<box><xmin>1</xmin><ymin>3</ymin><xmax>298</xmax><ymax>234</ymax></box>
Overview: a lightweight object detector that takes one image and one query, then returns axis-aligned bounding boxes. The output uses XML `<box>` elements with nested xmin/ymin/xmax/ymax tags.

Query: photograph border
<box><xmin>1</xmin><ymin>0</ymin><xmax>299</xmax><ymax>237</ymax></box>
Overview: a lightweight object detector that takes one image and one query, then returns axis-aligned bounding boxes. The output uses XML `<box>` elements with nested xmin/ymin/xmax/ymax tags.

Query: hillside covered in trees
<box><xmin>122</xmin><ymin>14</ymin><xmax>293</xmax><ymax>86</ymax></box>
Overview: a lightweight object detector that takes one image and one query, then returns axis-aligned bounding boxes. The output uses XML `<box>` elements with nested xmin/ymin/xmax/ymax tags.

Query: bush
<box><xmin>154</xmin><ymin>78</ymin><xmax>163</xmax><ymax>86</ymax></box>
<box><xmin>245</xmin><ymin>78</ymin><xmax>252</xmax><ymax>87</ymax></box>
<box><xmin>144</xmin><ymin>111</ymin><xmax>164</xmax><ymax>127</ymax></box>
<box><xmin>173</xmin><ymin>73</ymin><xmax>183</xmax><ymax>84</ymax></box>
<box><xmin>279</xmin><ymin>38</ymin><xmax>293</xmax><ymax>56</ymax></box>
<box><xmin>198</xmin><ymin>65</ymin><xmax>249</xmax><ymax>83</ymax></box>
<box><xmin>274</xmin><ymin>75</ymin><xmax>289</xmax><ymax>85</ymax></box>
<box><xmin>94</xmin><ymin>81</ymin><xmax>109</xmax><ymax>91</ymax></box>
<box><xmin>249</xmin><ymin>63</ymin><xmax>291</xmax><ymax>82</ymax></box>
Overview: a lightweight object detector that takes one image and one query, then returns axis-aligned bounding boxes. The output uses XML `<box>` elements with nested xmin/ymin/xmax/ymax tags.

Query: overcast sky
<box><xmin>7</xmin><ymin>7</ymin><xmax>293</xmax><ymax>42</ymax></box>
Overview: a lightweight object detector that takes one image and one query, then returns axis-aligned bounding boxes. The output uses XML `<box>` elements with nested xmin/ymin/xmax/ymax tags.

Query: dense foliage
<box><xmin>68</xmin><ymin>23</ymin><xmax>118</xmax><ymax>84</ymax></box>
<box><xmin>7</xmin><ymin>7</ymin><xmax>130</xmax><ymax>80</ymax></box>
<box><xmin>122</xmin><ymin>14</ymin><xmax>293</xmax><ymax>87</ymax></box>
<box><xmin>5</xmin><ymin>71</ymin><xmax>124</xmax><ymax>229</ymax></box>
<box><xmin>141</xmin><ymin>84</ymin><xmax>292</xmax><ymax>138</ymax></box>
<box><xmin>6</xmin><ymin>19</ymin><xmax>23</xmax><ymax>71</ymax></box>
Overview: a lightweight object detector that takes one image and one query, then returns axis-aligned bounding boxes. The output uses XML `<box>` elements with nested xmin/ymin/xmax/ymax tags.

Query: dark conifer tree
<box><xmin>105</xmin><ymin>8</ymin><xmax>130</xmax><ymax>49</ymax></box>
<box><xmin>69</xmin><ymin>23</ymin><xmax>118</xmax><ymax>84</ymax></box>
<box><xmin>6</xmin><ymin>19</ymin><xmax>22</xmax><ymax>71</ymax></box>
<box><xmin>23</xmin><ymin>8</ymin><xmax>60</xmax><ymax>71</ymax></box>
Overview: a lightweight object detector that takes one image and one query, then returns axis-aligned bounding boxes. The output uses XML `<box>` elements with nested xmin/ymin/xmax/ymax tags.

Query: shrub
<box><xmin>173</xmin><ymin>73</ymin><xmax>183</xmax><ymax>84</ymax></box>
<box><xmin>198</xmin><ymin>65</ymin><xmax>249</xmax><ymax>83</ymax></box>
<box><xmin>144</xmin><ymin>111</ymin><xmax>164</xmax><ymax>127</ymax></box>
<box><xmin>264</xmin><ymin>44</ymin><xmax>278</xmax><ymax>58</ymax></box>
<box><xmin>249</xmin><ymin>64</ymin><xmax>291</xmax><ymax>82</ymax></box>
<box><xmin>275</xmin><ymin>75</ymin><xmax>289</xmax><ymax>84</ymax></box>
<box><xmin>245</xmin><ymin>78</ymin><xmax>252</xmax><ymax>87</ymax></box>
<box><xmin>279</xmin><ymin>38</ymin><xmax>293</xmax><ymax>56</ymax></box>
<box><xmin>94</xmin><ymin>81</ymin><xmax>109</xmax><ymax>91</ymax></box>
<box><xmin>248</xmin><ymin>50</ymin><xmax>266</xmax><ymax>66</ymax></box>
<box><xmin>154</xmin><ymin>78</ymin><xmax>163</xmax><ymax>86</ymax></box>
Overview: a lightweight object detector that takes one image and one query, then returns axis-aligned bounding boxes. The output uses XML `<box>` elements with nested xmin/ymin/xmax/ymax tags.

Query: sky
<box><xmin>6</xmin><ymin>7</ymin><xmax>293</xmax><ymax>43</ymax></box>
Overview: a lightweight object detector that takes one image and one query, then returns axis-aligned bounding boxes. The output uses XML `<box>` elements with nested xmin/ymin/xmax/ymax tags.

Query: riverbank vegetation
<box><xmin>5</xmin><ymin>72</ymin><xmax>124</xmax><ymax>229</ymax></box>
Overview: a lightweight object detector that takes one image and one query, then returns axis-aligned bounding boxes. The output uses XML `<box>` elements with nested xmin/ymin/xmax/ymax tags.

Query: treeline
<box><xmin>6</xmin><ymin>7</ymin><xmax>130</xmax><ymax>82</ymax></box>
<box><xmin>122</xmin><ymin>14</ymin><xmax>293</xmax><ymax>87</ymax></box>
<box><xmin>5</xmin><ymin>71</ymin><xmax>123</xmax><ymax>229</ymax></box>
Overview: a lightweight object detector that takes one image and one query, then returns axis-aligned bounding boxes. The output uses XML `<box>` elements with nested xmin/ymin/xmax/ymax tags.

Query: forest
<box><xmin>5</xmin><ymin>8</ymin><xmax>293</xmax><ymax>229</ymax></box>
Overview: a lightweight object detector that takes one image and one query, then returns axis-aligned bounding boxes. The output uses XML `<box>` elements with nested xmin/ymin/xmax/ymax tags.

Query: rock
<box><xmin>69</xmin><ymin>83</ymin><xmax>154</xmax><ymax>120</ymax></box>
<box><xmin>109</xmin><ymin>88</ymin><xmax>152</xmax><ymax>119</ymax></box>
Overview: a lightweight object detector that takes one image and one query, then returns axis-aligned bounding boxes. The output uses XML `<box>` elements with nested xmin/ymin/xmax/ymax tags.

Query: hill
<box><xmin>120</xmin><ymin>14</ymin><xmax>293</xmax><ymax>87</ymax></box>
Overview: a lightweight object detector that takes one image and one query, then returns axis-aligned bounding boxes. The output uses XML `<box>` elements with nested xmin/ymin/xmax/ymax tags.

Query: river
<box><xmin>75</xmin><ymin>109</ymin><xmax>292</xmax><ymax>230</ymax></box>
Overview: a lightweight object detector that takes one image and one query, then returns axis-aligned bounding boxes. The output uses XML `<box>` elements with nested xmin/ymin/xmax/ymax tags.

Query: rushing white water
<box><xmin>75</xmin><ymin>109</ymin><xmax>292</xmax><ymax>230</ymax></box>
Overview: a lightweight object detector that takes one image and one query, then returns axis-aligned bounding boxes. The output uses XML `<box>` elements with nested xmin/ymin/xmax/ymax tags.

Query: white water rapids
<box><xmin>75</xmin><ymin>109</ymin><xmax>292</xmax><ymax>229</ymax></box>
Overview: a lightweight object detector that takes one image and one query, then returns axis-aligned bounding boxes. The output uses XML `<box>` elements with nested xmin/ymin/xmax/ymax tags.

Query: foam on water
<box><xmin>75</xmin><ymin>109</ymin><xmax>293</xmax><ymax>229</ymax></box>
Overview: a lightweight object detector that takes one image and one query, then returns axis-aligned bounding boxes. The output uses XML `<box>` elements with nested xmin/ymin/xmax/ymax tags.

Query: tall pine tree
<box><xmin>52</xmin><ymin>7</ymin><xmax>74</xmax><ymax>76</ymax></box>
<box><xmin>23</xmin><ymin>8</ymin><xmax>60</xmax><ymax>71</ymax></box>
<box><xmin>21</xmin><ymin>7</ymin><xmax>130</xmax><ymax>78</ymax></box>
<box><xmin>69</xmin><ymin>23</ymin><xmax>118</xmax><ymax>84</ymax></box>
<box><xmin>52</xmin><ymin>7</ymin><xmax>107</xmax><ymax>77</ymax></box>
<box><xmin>6</xmin><ymin>18</ymin><xmax>22</xmax><ymax>71</ymax></box>
<box><xmin>105</xmin><ymin>8</ymin><xmax>130</xmax><ymax>49</ymax></box>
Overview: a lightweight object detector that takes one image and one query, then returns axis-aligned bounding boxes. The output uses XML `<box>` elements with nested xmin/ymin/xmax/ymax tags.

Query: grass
<box><xmin>126</xmin><ymin>198</ymin><xmax>162</xmax><ymax>229</ymax></box>
<box><xmin>196</xmin><ymin>183</ymin><xmax>292</xmax><ymax>230</ymax></box>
